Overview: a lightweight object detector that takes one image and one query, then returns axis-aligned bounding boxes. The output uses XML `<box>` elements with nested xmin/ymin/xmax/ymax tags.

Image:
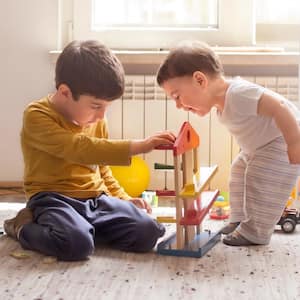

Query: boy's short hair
<box><xmin>55</xmin><ymin>40</ymin><xmax>124</xmax><ymax>101</ymax></box>
<box><xmin>157</xmin><ymin>41</ymin><xmax>223</xmax><ymax>86</ymax></box>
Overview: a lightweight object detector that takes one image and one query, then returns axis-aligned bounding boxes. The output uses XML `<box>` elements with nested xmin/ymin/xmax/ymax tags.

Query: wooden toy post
<box><xmin>156</xmin><ymin>122</ymin><xmax>221</xmax><ymax>257</ymax></box>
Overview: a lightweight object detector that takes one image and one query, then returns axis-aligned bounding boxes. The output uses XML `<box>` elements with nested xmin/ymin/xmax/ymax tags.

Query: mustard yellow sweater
<box><xmin>21</xmin><ymin>97</ymin><xmax>131</xmax><ymax>200</ymax></box>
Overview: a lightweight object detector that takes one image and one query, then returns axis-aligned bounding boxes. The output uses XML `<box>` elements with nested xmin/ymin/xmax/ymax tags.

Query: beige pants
<box><xmin>229</xmin><ymin>136</ymin><xmax>300</xmax><ymax>244</ymax></box>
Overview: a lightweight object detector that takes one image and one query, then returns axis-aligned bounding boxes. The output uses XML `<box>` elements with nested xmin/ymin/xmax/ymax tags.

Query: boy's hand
<box><xmin>130</xmin><ymin>131</ymin><xmax>176</xmax><ymax>155</ymax></box>
<box><xmin>146</xmin><ymin>131</ymin><xmax>176</xmax><ymax>152</ymax></box>
<box><xmin>287</xmin><ymin>140</ymin><xmax>300</xmax><ymax>164</ymax></box>
<box><xmin>129</xmin><ymin>198</ymin><xmax>152</xmax><ymax>214</ymax></box>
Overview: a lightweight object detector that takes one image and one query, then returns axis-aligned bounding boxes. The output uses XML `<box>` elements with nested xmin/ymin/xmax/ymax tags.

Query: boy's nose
<box><xmin>96</xmin><ymin>109</ymin><xmax>105</xmax><ymax>119</ymax></box>
<box><xmin>97</xmin><ymin>109</ymin><xmax>105</xmax><ymax>119</ymax></box>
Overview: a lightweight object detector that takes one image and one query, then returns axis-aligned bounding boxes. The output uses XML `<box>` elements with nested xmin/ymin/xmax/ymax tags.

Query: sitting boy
<box><xmin>4</xmin><ymin>40</ymin><xmax>175</xmax><ymax>261</ymax></box>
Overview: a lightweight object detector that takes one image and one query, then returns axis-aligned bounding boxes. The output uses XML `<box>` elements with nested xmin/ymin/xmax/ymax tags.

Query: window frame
<box><xmin>73</xmin><ymin>0</ymin><xmax>255</xmax><ymax>50</ymax></box>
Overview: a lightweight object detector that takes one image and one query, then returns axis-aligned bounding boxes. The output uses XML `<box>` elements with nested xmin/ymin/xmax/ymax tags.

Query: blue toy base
<box><xmin>157</xmin><ymin>231</ymin><xmax>221</xmax><ymax>258</ymax></box>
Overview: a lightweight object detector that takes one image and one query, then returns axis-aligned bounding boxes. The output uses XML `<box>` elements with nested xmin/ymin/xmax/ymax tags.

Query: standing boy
<box><xmin>156</xmin><ymin>40</ymin><xmax>300</xmax><ymax>246</ymax></box>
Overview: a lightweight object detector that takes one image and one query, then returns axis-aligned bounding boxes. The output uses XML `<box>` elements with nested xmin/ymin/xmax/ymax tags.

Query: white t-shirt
<box><xmin>217</xmin><ymin>77</ymin><xmax>300</xmax><ymax>153</ymax></box>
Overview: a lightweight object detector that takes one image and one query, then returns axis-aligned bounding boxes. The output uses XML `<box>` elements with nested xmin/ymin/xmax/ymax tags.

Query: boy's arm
<box><xmin>23</xmin><ymin>109</ymin><xmax>132</xmax><ymax>166</ymax></box>
<box><xmin>99</xmin><ymin>165</ymin><xmax>131</xmax><ymax>200</ymax></box>
<box><xmin>257</xmin><ymin>92</ymin><xmax>300</xmax><ymax>164</ymax></box>
<box><xmin>24</xmin><ymin>109</ymin><xmax>175</xmax><ymax>166</ymax></box>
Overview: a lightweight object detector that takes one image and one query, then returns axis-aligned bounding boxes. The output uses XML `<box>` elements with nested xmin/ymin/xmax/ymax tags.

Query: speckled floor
<box><xmin>1</xmin><ymin>194</ymin><xmax>300</xmax><ymax>300</ymax></box>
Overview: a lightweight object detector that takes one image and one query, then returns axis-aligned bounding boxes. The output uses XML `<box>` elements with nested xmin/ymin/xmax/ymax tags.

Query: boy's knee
<box><xmin>59</xmin><ymin>228</ymin><xmax>95</xmax><ymax>261</ymax></box>
<box><xmin>134</xmin><ymin>218</ymin><xmax>165</xmax><ymax>252</ymax></box>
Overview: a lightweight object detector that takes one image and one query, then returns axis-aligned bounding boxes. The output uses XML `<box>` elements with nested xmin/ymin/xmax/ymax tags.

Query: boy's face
<box><xmin>162</xmin><ymin>74</ymin><xmax>212</xmax><ymax>117</ymax></box>
<box><xmin>66</xmin><ymin>94</ymin><xmax>111</xmax><ymax>126</ymax></box>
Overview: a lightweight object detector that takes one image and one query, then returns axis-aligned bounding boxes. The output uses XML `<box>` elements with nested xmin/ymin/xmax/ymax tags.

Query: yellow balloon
<box><xmin>110</xmin><ymin>156</ymin><xmax>150</xmax><ymax>197</ymax></box>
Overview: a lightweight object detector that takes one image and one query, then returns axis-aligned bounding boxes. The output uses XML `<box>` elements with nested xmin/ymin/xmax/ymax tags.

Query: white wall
<box><xmin>0</xmin><ymin>0</ymin><xmax>58</xmax><ymax>181</ymax></box>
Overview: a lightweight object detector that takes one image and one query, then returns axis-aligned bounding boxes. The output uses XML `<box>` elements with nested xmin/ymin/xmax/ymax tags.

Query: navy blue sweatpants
<box><xmin>19</xmin><ymin>192</ymin><xmax>165</xmax><ymax>261</ymax></box>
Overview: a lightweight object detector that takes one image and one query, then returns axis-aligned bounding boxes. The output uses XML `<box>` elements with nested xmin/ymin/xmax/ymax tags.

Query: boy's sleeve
<box><xmin>99</xmin><ymin>165</ymin><xmax>131</xmax><ymax>200</ymax></box>
<box><xmin>230</xmin><ymin>80</ymin><xmax>265</xmax><ymax>116</ymax></box>
<box><xmin>23</xmin><ymin>108</ymin><xmax>131</xmax><ymax>166</ymax></box>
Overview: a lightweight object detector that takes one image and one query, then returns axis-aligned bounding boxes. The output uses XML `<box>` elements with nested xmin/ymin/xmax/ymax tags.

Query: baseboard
<box><xmin>0</xmin><ymin>181</ymin><xmax>23</xmax><ymax>188</ymax></box>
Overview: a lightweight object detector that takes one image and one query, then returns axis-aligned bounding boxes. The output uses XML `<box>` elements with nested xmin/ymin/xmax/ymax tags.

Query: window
<box><xmin>72</xmin><ymin>0</ymin><xmax>300</xmax><ymax>50</ymax></box>
<box><xmin>73</xmin><ymin>0</ymin><xmax>255</xmax><ymax>49</ymax></box>
<box><xmin>92</xmin><ymin>0</ymin><xmax>218</xmax><ymax>29</ymax></box>
<box><xmin>256</xmin><ymin>0</ymin><xmax>300</xmax><ymax>24</ymax></box>
<box><xmin>255</xmin><ymin>0</ymin><xmax>300</xmax><ymax>50</ymax></box>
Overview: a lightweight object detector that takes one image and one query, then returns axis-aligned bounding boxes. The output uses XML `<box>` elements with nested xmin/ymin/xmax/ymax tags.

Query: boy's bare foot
<box><xmin>4</xmin><ymin>208</ymin><xmax>33</xmax><ymax>240</ymax></box>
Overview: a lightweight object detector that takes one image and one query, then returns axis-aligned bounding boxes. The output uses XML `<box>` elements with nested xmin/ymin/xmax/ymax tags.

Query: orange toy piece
<box><xmin>173</xmin><ymin>122</ymin><xmax>200</xmax><ymax>156</ymax></box>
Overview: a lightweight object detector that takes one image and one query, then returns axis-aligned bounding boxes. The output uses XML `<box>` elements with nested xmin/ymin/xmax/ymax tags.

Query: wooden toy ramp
<box><xmin>155</xmin><ymin>122</ymin><xmax>221</xmax><ymax>258</ymax></box>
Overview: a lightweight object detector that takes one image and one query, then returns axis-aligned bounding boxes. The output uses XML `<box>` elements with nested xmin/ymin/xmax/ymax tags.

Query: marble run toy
<box><xmin>155</xmin><ymin>121</ymin><xmax>221</xmax><ymax>257</ymax></box>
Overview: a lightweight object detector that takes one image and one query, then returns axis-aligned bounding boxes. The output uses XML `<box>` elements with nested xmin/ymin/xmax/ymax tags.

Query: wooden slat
<box><xmin>106</xmin><ymin>98</ymin><xmax>123</xmax><ymax>139</ymax></box>
<box><xmin>210</xmin><ymin>109</ymin><xmax>231</xmax><ymax>192</ymax></box>
<box><xmin>144</xmin><ymin>95</ymin><xmax>166</xmax><ymax>190</ymax></box>
<box><xmin>188</xmin><ymin>112</ymin><xmax>210</xmax><ymax>166</ymax></box>
<box><xmin>166</xmin><ymin>101</ymin><xmax>188</xmax><ymax>191</ymax></box>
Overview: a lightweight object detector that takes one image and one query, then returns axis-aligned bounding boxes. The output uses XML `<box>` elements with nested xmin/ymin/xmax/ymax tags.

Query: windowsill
<box><xmin>50</xmin><ymin>47</ymin><xmax>300</xmax><ymax>66</ymax></box>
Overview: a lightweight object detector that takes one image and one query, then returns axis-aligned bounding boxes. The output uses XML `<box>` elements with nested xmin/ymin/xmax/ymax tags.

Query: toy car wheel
<box><xmin>281</xmin><ymin>218</ymin><xmax>296</xmax><ymax>233</ymax></box>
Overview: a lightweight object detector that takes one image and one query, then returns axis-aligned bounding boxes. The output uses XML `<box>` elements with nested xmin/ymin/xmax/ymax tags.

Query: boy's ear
<box><xmin>57</xmin><ymin>84</ymin><xmax>73</xmax><ymax>99</ymax></box>
<box><xmin>193</xmin><ymin>71</ymin><xmax>207</xmax><ymax>87</ymax></box>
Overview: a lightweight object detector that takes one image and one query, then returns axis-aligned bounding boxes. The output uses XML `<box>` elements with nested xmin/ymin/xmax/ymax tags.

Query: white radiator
<box><xmin>106</xmin><ymin>75</ymin><xmax>299</xmax><ymax>193</ymax></box>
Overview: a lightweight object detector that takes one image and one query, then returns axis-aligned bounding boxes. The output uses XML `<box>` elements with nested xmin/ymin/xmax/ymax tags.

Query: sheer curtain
<box><xmin>92</xmin><ymin>0</ymin><xmax>218</xmax><ymax>28</ymax></box>
<box><xmin>256</xmin><ymin>0</ymin><xmax>300</xmax><ymax>24</ymax></box>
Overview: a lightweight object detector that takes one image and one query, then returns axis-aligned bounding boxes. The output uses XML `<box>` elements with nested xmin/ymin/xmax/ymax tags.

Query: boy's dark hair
<box><xmin>157</xmin><ymin>41</ymin><xmax>223</xmax><ymax>86</ymax></box>
<box><xmin>55</xmin><ymin>40</ymin><xmax>125</xmax><ymax>101</ymax></box>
